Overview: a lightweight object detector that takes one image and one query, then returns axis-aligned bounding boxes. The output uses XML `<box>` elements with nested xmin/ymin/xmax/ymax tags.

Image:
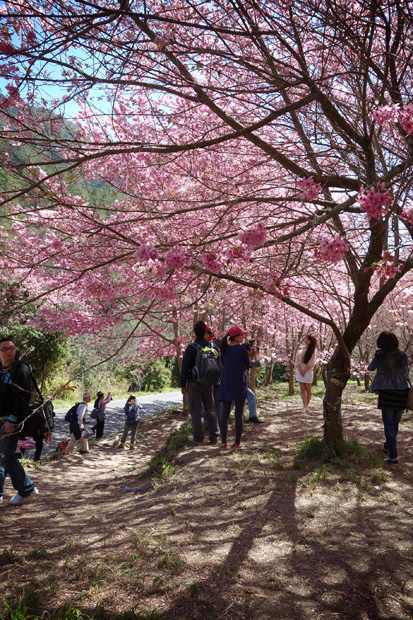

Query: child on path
<box><xmin>119</xmin><ymin>395</ymin><xmax>142</xmax><ymax>450</ymax></box>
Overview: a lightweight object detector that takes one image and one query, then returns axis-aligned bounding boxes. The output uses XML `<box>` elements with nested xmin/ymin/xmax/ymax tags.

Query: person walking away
<box><xmin>368</xmin><ymin>331</ymin><xmax>410</xmax><ymax>465</ymax></box>
<box><xmin>119</xmin><ymin>395</ymin><xmax>142</xmax><ymax>450</ymax></box>
<box><xmin>219</xmin><ymin>325</ymin><xmax>251</xmax><ymax>449</ymax></box>
<box><xmin>91</xmin><ymin>391</ymin><xmax>112</xmax><ymax>438</ymax></box>
<box><xmin>0</xmin><ymin>336</ymin><xmax>39</xmax><ymax>506</ymax></box>
<box><xmin>295</xmin><ymin>335</ymin><xmax>317</xmax><ymax>413</ymax></box>
<box><xmin>180</xmin><ymin>321</ymin><xmax>220</xmax><ymax>445</ymax></box>
<box><xmin>66</xmin><ymin>393</ymin><xmax>92</xmax><ymax>454</ymax></box>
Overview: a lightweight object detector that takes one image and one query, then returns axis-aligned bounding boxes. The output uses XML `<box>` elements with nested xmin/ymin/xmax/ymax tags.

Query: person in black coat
<box><xmin>180</xmin><ymin>321</ymin><xmax>219</xmax><ymax>445</ymax></box>
<box><xmin>0</xmin><ymin>337</ymin><xmax>38</xmax><ymax>505</ymax></box>
<box><xmin>368</xmin><ymin>331</ymin><xmax>410</xmax><ymax>464</ymax></box>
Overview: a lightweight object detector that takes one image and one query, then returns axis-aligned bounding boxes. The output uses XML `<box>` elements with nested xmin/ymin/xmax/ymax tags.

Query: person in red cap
<box><xmin>218</xmin><ymin>325</ymin><xmax>251</xmax><ymax>448</ymax></box>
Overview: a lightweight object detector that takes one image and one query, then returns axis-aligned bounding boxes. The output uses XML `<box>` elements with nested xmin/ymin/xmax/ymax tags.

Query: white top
<box><xmin>76</xmin><ymin>401</ymin><xmax>88</xmax><ymax>427</ymax></box>
<box><xmin>295</xmin><ymin>349</ymin><xmax>316</xmax><ymax>383</ymax></box>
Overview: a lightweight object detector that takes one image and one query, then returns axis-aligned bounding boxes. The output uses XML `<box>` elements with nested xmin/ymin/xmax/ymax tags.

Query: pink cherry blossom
<box><xmin>315</xmin><ymin>236</ymin><xmax>349</xmax><ymax>263</ymax></box>
<box><xmin>399</xmin><ymin>104</ymin><xmax>413</xmax><ymax>135</ymax></box>
<box><xmin>358</xmin><ymin>182</ymin><xmax>392</xmax><ymax>220</ymax></box>
<box><xmin>0</xmin><ymin>41</ymin><xmax>14</xmax><ymax>55</ymax></box>
<box><xmin>226</xmin><ymin>243</ymin><xmax>252</xmax><ymax>264</ymax></box>
<box><xmin>297</xmin><ymin>177</ymin><xmax>321</xmax><ymax>202</ymax></box>
<box><xmin>238</xmin><ymin>222</ymin><xmax>267</xmax><ymax>247</ymax></box>
<box><xmin>401</xmin><ymin>209</ymin><xmax>413</xmax><ymax>225</ymax></box>
<box><xmin>135</xmin><ymin>243</ymin><xmax>159</xmax><ymax>262</ymax></box>
<box><xmin>264</xmin><ymin>276</ymin><xmax>290</xmax><ymax>299</ymax></box>
<box><xmin>164</xmin><ymin>245</ymin><xmax>189</xmax><ymax>270</ymax></box>
<box><xmin>372</xmin><ymin>104</ymin><xmax>399</xmax><ymax>126</ymax></box>
<box><xmin>201</xmin><ymin>252</ymin><xmax>223</xmax><ymax>273</ymax></box>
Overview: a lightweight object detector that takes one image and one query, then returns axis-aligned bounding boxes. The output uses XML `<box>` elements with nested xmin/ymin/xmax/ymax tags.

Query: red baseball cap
<box><xmin>205</xmin><ymin>325</ymin><xmax>215</xmax><ymax>340</ymax></box>
<box><xmin>228</xmin><ymin>325</ymin><xmax>248</xmax><ymax>337</ymax></box>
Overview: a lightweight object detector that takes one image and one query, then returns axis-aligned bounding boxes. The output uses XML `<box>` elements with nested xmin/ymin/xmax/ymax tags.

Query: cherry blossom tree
<box><xmin>1</xmin><ymin>0</ymin><xmax>413</xmax><ymax>453</ymax></box>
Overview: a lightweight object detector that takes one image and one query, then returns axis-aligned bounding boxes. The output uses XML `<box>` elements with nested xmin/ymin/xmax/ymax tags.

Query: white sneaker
<box><xmin>0</xmin><ymin>496</ymin><xmax>3</xmax><ymax>505</ymax></box>
<box><xmin>301</xmin><ymin>407</ymin><xmax>306</xmax><ymax>413</ymax></box>
<box><xmin>9</xmin><ymin>486</ymin><xmax>39</xmax><ymax>506</ymax></box>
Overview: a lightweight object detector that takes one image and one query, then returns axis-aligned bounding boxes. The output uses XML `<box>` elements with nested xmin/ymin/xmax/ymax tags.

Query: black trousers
<box><xmin>94</xmin><ymin>419</ymin><xmax>105</xmax><ymax>439</ymax></box>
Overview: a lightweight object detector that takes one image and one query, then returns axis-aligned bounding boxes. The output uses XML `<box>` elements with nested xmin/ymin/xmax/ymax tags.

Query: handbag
<box><xmin>90</xmin><ymin>407</ymin><xmax>99</xmax><ymax>420</ymax></box>
<box><xmin>406</xmin><ymin>386</ymin><xmax>413</xmax><ymax>411</ymax></box>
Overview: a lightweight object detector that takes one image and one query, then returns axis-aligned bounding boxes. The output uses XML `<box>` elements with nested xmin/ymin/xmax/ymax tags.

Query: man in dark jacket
<box><xmin>180</xmin><ymin>321</ymin><xmax>219</xmax><ymax>444</ymax></box>
<box><xmin>0</xmin><ymin>337</ymin><xmax>38</xmax><ymax>506</ymax></box>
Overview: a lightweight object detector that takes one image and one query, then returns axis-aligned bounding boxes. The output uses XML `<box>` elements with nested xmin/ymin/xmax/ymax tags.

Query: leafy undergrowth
<box><xmin>1</xmin><ymin>386</ymin><xmax>413</xmax><ymax>620</ymax></box>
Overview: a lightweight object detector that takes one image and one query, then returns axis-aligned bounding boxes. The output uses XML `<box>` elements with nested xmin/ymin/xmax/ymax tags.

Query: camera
<box><xmin>245</xmin><ymin>340</ymin><xmax>259</xmax><ymax>354</ymax></box>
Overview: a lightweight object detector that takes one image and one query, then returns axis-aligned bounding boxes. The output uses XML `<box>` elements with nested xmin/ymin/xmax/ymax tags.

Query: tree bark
<box><xmin>322</xmin><ymin>344</ymin><xmax>350</xmax><ymax>455</ymax></box>
<box><xmin>265</xmin><ymin>362</ymin><xmax>273</xmax><ymax>386</ymax></box>
<box><xmin>289</xmin><ymin>362</ymin><xmax>295</xmax><ymax>396</ymax></box>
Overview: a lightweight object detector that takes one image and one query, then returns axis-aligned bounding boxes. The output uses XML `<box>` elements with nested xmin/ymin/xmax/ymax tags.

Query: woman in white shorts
<box><xmin>295</xmin><ymin>335</ymin><xmax>317</xmax><ymax>413</ymax></box>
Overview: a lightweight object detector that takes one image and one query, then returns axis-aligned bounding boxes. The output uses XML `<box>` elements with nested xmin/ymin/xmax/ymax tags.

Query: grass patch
<box><xmin>293</xmin><ymin>435</ymin><xmax>381</xmax><ymax>468</ymax></box>
<box><xmin>183</xmin><ymin>580</ymin><xmax>205</xmax><ymax>595</ymax></box>
<box><xmin>293</xmin><ymin>436</ymin><xmax>335</xmax><ymax>468</ymax></box>
<box><xmin>27</xmin><ymin>546</ymin><xmax>49</xmax><ymax>560</ymax></box>
<box><xmin>256</xmin><ymin>443</ymin><xmax>282</xmax><ymax>469</ymax></box>
<box><xmin>292</xmin><ymin>436</ymin><xmax>383</xmax><ymax>488</ymax></box>
<box><xmin>156</xmin><ymin>549</ymin><xmax>186</xmax><ymax>572</ymax></box>
<box><xmin>138</xmin><ymin>421</ymin><xmax>191</xmax><ymax>482</ymax></box>
<box><xmin>0</xmin><ymin>548</ymin><xmax>23</xmax><ymax>566</ymax></box>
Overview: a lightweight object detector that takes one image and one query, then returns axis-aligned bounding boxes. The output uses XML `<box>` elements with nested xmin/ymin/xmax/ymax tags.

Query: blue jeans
<box><xmin>0</xmin><ymin>422</ymin><xmax>36</xmax><ymax>498</ymax></box>
<box><xmin>231</xmin><ymin>389</ymin><xmax>257</xmax><ymax>419</ymax></box>
<box><xmin>381</xmin><ymin>409</ymin><xmax>403</xmax><ymax>459</ymax></box>
<box><xmin>247</xmin><ymin>388</ymin><xmax>257</xmax><ymax>418</ymax></box>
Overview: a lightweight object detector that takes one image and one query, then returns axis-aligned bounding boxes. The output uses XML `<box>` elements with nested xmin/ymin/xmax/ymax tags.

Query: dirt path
<box><xmin>1</xmin><ymin>387</ymin><xmax>413</xmax><ymax>620</ymax></box>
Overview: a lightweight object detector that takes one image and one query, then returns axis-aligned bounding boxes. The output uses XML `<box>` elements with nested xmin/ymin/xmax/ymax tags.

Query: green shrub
<box><xmin>141</xmin><ymin>359</ymin><xmax>172</xmax><ymax>392</ymax></box>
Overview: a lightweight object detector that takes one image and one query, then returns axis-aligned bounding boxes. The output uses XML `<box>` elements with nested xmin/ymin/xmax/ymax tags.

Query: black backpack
<box><xmin>191</xmin><ymin>343</ymin><xmax>222</xmax><ymax>386</ymax></box>
<box><xmin>10</xmin><ymin>361</ymin><xmax>55</xmax><ymax>438</ymax></box>
<box><xmin>65</xmin><ymin>402</ymin><xmax>81</xmax><ymax>424</ymax></box>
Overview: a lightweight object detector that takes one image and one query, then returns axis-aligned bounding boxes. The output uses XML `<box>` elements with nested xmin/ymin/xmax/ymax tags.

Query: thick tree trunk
<box><xmin>322</xmin><ymin>344</ymin><xmax>351</xmax><ymax>455</ymax></box>
<box><xmin>265</xmin><ymin>362</ymin><xmax>273</xmax><ymax>386</ymax></box>
<box><xmin>289</xmin><ymin>362</ymin><xmax>295</xmax><ymax>396</ymax></box>
<box><xmin>248</xmin><ymin>366</ymin><xmax>257</xmax><ymax>392</ymax></box>
<box><xmin>364</xmin><ymin>374</ymin><xmax>371</xmax><ymax>391</ymax></box>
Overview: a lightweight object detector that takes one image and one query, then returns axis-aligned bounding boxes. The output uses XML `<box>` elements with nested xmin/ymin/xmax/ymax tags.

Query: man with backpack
<box><xmin>180</xmin><ymin>321</ymin><xmax>220</xmax><ymax>445</ymax></box>
<box><xmin>66</xmin><ymin>393</ymin><xmax>92</xmax><ymax>454</ymax></box>
<box><xmin>0</xmin><ymin>337</ymin><xmax>39</xmax><ymax>506</ymax></box>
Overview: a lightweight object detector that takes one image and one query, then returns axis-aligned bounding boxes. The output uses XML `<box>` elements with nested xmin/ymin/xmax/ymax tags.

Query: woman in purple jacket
<box><xmin>219</xmin><ymin>325</ymin><xmax>251</xmax><ymax>448</ymax></box>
